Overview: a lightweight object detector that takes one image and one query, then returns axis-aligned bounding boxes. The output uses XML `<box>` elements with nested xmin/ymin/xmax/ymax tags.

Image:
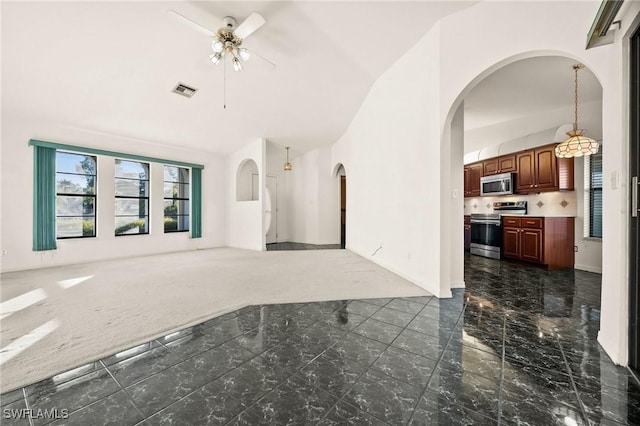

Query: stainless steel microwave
<box><xmin>480</xmin><ymin>172</ymin><xmax>515</xmax><ymax>196</ymax></box>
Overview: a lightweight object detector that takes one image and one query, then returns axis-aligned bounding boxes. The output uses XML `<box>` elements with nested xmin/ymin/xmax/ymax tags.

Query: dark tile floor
<box><xmin>2</xmin><ymin>254</ymin><xmax>639</xmax><ymax>425</ymax></box>
<box><xmin>266</xmin><ymin>242</ymin><xmax>342</xmax><ymax>251</ymax></box>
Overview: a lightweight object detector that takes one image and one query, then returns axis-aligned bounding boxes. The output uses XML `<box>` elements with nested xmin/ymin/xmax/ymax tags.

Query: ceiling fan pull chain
<box><xmin>224</xmin><ymin>55</ymin><xmax>227</xmax><ymax>109</ymax></box>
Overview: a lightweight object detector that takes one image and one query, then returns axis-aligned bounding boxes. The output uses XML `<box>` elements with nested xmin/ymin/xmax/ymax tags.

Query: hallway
<box><xmin>1</xmin><ymin>255</ymin><xmax>636</xmax><ymax>425</ymax></box>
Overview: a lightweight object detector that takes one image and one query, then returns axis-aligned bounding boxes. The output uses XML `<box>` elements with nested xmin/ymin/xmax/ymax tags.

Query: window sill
<box><xmin>581</xmin><ymin>237</ymin><xmax>602</xmax><ymax>242</ymax></box>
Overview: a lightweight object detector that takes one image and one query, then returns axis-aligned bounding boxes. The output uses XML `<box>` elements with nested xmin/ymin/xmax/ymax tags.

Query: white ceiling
<box><xmin>464</xmin><ymin>56</ymin><xmax>603</xmax><ymax>134</ymax></box>
<box><xmin>2</xmin><ymin>1</ymin><xmax>477</xmax><ymax>155</ymax></box>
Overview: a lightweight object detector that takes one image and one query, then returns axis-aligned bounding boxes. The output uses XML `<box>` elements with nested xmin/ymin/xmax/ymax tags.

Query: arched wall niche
<box><xmin>236</xmin><ymin>158</ymin><xmax>259</xmax><ymax>202</ymax></box>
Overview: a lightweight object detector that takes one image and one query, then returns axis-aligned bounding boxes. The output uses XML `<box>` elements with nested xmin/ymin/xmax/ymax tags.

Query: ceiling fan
<box><xmin>168</xmin><ymin>10</ymin><xmax>272</xmax><ymax>71</ymax></box>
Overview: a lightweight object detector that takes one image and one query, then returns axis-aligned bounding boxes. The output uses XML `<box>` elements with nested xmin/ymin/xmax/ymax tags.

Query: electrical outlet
<box><xmin>1</xmin><ymin>249</ymin><xmax>7</xmax><ymax>255</ymax></box>
<box><xmin>574</xmin><ymin>246</ymin><xmax>578</xmax><ymax>252</ymax></box>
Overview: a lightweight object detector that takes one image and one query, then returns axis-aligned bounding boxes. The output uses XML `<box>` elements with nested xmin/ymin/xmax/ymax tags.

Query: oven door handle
<box><xmin>470</xmin><ymin>220</ymin><xmax>502</xmax><ymax>225</ymax></box>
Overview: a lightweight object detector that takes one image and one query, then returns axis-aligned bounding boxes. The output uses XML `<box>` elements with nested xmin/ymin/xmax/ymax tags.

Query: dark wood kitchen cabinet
<box><xmin>483</xmin><ymin>154</ymin><xmax>516</xmax><ymax>176</ymax></box>
<box><xmin>464</xmin><ymin>162</ymin><xmax>483</xmax><ymax>197</ymax></box>
<box><xmin>516</xmin><ymin>144</ymin><xmax>574</xmax><ymax>194</ymax></box>
<box><xmin>502</xmin><ymin>216</ymin><xmax>575</xmax><ymax>269</ymax></box>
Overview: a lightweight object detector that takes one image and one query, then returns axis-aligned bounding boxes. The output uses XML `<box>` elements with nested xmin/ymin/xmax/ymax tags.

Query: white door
<box><xmin>265</xmin><ymin>176</ymin><xmax>278</xmax><ymax>243</ymax></box>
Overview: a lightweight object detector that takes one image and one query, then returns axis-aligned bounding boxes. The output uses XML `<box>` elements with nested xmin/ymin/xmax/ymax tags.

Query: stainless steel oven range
<box><xmin>470</xmin><ymin>201</ymin><xmax>527</xmax><ymax>260</ymax></box>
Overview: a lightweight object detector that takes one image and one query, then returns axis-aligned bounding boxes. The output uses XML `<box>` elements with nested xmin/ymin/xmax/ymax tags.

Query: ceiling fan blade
<box><xmin>234</xmin><ymin>12</ymin><xmax>265</xmax><ymax>39</ymax></box>
<box><xmin>168</xmin><ymin>10</ymin><xmax>215</xmax><ymax>37</ymax></box>
<box><xmin>246</xmin><ymin>49</ymin><xmax>277</xmax><ymax>69</ymax></box>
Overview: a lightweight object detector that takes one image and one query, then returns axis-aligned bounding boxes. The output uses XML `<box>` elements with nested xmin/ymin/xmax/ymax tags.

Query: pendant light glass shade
<box><xmin>555</xmin><ymin>130</ymin><xmax>599</xmax><ymax>158</ymax></box>
<box><xmin>284</xmin><ymin>147</ymin><xmax>292</xmax><ymax>171</ymax></box>
<box><xmin>555</xmin><ymin>64</ymin><xmax>599</xmax><ymax>158</ymax></box>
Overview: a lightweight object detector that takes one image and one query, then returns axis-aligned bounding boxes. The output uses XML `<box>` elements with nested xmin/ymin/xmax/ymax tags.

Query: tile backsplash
<box><xmin>464</xmin><ymin>191</ymin><xmax>577</xmax><ymax>216</ymax></box>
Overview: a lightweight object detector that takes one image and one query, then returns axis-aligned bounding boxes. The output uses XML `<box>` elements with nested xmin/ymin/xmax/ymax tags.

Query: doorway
<box><xmin>629</xmin><ymin>24</ymin><xmax>640</xmax><ymax>373</ymax></box>
<box><xmin>341</xmin><ymin>175</ymin><xmax>346</xmax><ymax>249</ymax></box>
<box><xmin>265</xmin><ymin>175</ymin><xmax>278</xmax><ymax>244</ymax></box>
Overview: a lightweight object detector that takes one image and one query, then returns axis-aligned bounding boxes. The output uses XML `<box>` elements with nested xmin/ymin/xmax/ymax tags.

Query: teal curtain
<box><xmin>191</xmin><ymin>168</ymin><xmax>202</xmax><ymax>238</ymax></box>
<box><xmin>33</xmin><ymin>146</ymin><xmax>57</xmax><ymax>250</ymax></box>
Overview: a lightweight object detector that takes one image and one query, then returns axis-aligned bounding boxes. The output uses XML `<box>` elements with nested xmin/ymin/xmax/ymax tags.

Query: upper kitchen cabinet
<box><xmin>516</xmin><ymin>144</ymin><xmax>574</xmax><ymax>194</ymax></box>
<box><xmin>464</xmin><ymin>162</ymin><xmax>483</xmax><ymax>197</ymax></box>
<box><xmin>483</xmin><ymin>154</ymin><xmax>516</xmax><ymax>176</ymax></box>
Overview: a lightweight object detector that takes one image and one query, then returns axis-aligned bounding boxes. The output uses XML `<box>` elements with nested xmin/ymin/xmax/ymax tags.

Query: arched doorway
<box><xmin>334</xmin><ymin>163</ymin><xmax>347</xmax><ymax>249</ymax></box>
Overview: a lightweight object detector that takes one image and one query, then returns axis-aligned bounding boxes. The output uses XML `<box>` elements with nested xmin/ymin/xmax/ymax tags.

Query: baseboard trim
<box><xmin>574</xmin><ymin>264</ymin><xmax>602</xmax><ymax>274</ymax></box>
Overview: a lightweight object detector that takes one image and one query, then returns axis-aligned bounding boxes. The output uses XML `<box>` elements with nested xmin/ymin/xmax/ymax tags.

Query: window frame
<box><xmin>584</xmin><ymin>150</ymin><xmax>603</xmax><ymax>239</ymax></box>
<box><xmin>163</xmin><ymin>165</ymin><xmax>190</xmax><ymax>233</ymax></box>
<box><xmin>114</xmin><ymin>159</ymin><xmax>150</xmax><ymax>236</ymax></box>
<box><xmin>55</xmin><ymin>151</ymin><xmax>97</xmax><ymax>239</ymax></box>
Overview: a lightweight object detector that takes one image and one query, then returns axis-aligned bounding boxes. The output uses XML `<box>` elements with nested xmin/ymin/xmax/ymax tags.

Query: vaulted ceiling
<box><xmin>1</xmin><ymin>1</ymin><xmax>476</xmax><ymax>155</ymax></box>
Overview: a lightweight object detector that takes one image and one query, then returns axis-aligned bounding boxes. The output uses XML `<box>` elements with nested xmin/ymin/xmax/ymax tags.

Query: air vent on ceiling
<box><xmin>172</xmin><ymin>82</ymin><xmax>197</xmax><ymax>98</ymax></box>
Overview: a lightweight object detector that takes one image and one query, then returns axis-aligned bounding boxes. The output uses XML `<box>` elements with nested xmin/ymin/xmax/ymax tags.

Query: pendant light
<box><xmin>555</xmin><ymin>64</ymin><xmax>599</xmax><ymax>158</ymax></box>
<box><xmin>284</xmin><ymin>147</ymin><xmax>292</xmax><ymax>171</ymax></box>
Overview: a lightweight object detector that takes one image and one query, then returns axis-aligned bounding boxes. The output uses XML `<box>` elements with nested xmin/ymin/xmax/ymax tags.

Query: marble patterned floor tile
<box><xmin>574</xmin><ymin>377</ymin><xmax>640</xmax><ymax>425</ymax></box>
<box><xmin>145</xmin><ymin>381</ymin><xmax>245</xmax><ymax>426</ymax></box>
<box><xmin>0</xmin><ymin>396</ymin><xmax>30</xmax><ymax>426</ymax></box>
<box><xmin>7</xmin><ymin>254</ymin><xmax>627</xmax><ymax>425</ymax></box>
<box><xmin>406</xmin><ymin>314</ymin><xmax>454</xmax><ymax>338</ymax></box>
<box><xmin>440</xmin><ymin>345</ymin><xmax>502</xmax><ymax>380</ymax></box>
<box><xmin>322</xmin><ymin>334</ymin><xmax>388</xmax><ymax>366</ymax></box>
<box><xmin>352</xmin><ymin>318</ymin><xmax>404</xmax><ymax>344</ymax></box>
<box><xmin>354</xmin><ymin>298</ymin><xmax>393</xmax><ymax>307</ymax></box>
<box><xmin>299</xmin><ymin>352</ymin><xmax>368</xmax><ymax>397</ymax></box>
<box><xmin>258</xmin><ymin>340</ymin><xmax>321</xmax><ymax>373</ymax></box>
<box><xmin>26</xmin><ymin>368</ymin><xmax>121</xmax><ymax>423</ymax></box>
<box><xmin>390</xmin><ymin>328</ymin><xmax>446</xmax><ymax>360</ymax></box>
<box><xmin>172</xmin><ymin>341</ymin><xmax>255</xmax><ymax>387</ymax></box>
<box><xmin>0</xmin><ymin>388</ymin><xmax>25</xmax><ymax>405</ymax></box>
<box><xmin>230</xmin><ymin>325</ymin><xmax>288</xmax><ymax>354</ymax></box>
<box><xmin>427</xmin><ymin>366</ymin><xmax>500</xmax><ymax>418</ymax></box>
<box><xmin>408</xmin><ymin>390</ymin><xmax>497</xmax><ymax>426</ymax></box>
<box><xmin>385</xmin><ymin>299</ymin><xmax>425</xmax><ymax>315</ymax></box>
<box><xmin>500</xmin><ymin>387</ymin><xmax>587</xmax><ymax>426</ymax></box>
<box><xmin>371</xmin><ymin>346</ymin><xmax>437</xmax><ymax>388</ymax></box>
<box><xmin>50</xmin><ymin>391</ymin><xmax>142</xmax><ymax>426</ymax></box>
<box><xmin>343</xmin><ymin>368</ymin><xmax>421</xmax><ymax>425</ymax></box>
<box><xmin>370</xmin><ymin>306</ymin><xmax>417</xmax><ymax>328</ymax></box>
<box><xmin>317</xmin><ymin>311</ymin><xmax>367</xmax><ymax>331</ymax></box>
<box><xmin>243</xmin><ymin>375</ymin><xmax>337</xmax><ymax>425</ymax></box>
<box><xmin>125</xmin><ymin>362</ymin><xmax>203</xmax><ymax>416</ymax></box>
<box><xmin>106</xmin><ymin>345</ymin><xmax>184</xmax><ymax>388</ymax></box>
<box><xmin>346</xmin><ymin>301</ymin><xmax>383</xmax><ymax>317</ymax></box>
<box><xmin>318</xmin><ymin>400</ymin><xmax>388</xmax><ymax>426</ymax></box>
<box><xmin>216</xmin><ymin>356</ymin><xmax>292</xmax><ymax>406</ymax></box>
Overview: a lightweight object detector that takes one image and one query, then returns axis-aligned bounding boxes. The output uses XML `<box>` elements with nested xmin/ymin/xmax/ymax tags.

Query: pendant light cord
<box><xmin>573</xmin><ymin>63</ymin><xmax>583</xmax><ymax>131</ymax></box>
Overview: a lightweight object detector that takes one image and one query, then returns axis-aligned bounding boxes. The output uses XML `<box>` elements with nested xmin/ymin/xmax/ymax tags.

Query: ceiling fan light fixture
<box><xmin>209</xmin><ymin>52</ymin><xmax>222</xmax><ymax>64</ymax></box>
<box><xmin>556</xmin><ymin>63</ymin><xmax>600</xmax><ymax>158</ymax></box>
<box><xmin>212</xmin><ymin>39</ymin><xmax>224</xmax><ymax>53</ymax></box>
<box><xmin>238</xmin><ymin>48</ymin><xmax>250</xmax><ymax>61</ymax></box>
<box><xmin>232</xmin><ymin>56</ymin><xmax>243</xmax><ymax>71</ymax></box>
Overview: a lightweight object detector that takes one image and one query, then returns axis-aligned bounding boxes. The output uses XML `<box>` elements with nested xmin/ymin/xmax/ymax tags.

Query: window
<box><xmin>115</xmin><ymin>160</ymin><xmax>149</xmax><ymax>235</ymax></box>
<box><xmin>585</xmin><ymin>151</ymin><xmax>603</xmax><ymax>238</ymax></box>
<box><xmin>56</xmin><ymin>152</ymin><xmax>96</xmax><ymax>238</ymax></box>
<box><xmin>164</xmin><ymin>166</ymin><xmax>189</xmax><ymax>232</ymax></box>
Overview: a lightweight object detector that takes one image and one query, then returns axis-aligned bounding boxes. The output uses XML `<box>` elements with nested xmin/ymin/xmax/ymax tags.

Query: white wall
<box><xmin>436</xmin><ymin>0</ymin><xmax>627</xmax><ymax>365</ymax></box>
<box><xmin>288</xmin><ymin>147</ymin><xmax>340</xmax><ymax>245</ymax></box>
<box><xmin>0</xmin><ymin>113</ymin><xmax>225</xmax><ymax>272</ymax></box>
<box><xmin>332</xmin><ymin>23</ymin><xmax>444</xmax><ymax>295</ymax></box>
<box><xmin>331</xmin><ymin>0</ymin><xmax>631</xmax><ymax>364</ymax></box>
<box><xmin>225</xmin><ymin>138</ymin><xmax>265</xmax><ymax>251</ymax></box>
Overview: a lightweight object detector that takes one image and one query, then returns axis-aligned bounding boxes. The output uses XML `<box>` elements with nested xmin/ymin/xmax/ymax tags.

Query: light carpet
<box><xmin>0</xmin><ymin>247</ymin><xmax>429</xmax><ymax>393</ymax></box>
